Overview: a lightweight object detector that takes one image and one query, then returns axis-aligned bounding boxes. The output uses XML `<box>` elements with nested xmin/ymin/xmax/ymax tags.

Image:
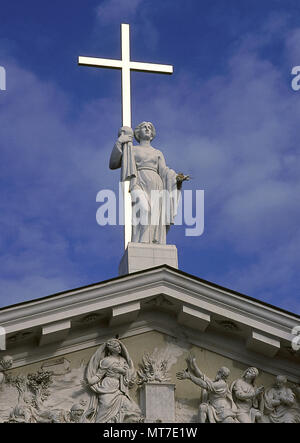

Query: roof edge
<box><xmin>0</xmin><ymin>265</ymin><xmax>299</xmax><ymax>320</ymax></box>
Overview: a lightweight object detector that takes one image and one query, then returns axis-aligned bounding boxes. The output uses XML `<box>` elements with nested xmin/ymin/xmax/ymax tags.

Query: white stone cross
<box><xmin>78</xmin><ymin>23</ymin><xmax>173</xmax><ymax>249</ymax></box>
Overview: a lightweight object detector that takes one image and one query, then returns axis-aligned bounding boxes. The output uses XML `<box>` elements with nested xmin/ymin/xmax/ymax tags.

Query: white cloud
<box><xmin>285</xmin><ymin>28</ymin><xmax>300</xmax><ymax>64</ymax></box>
<box><xmin>0</xmin><ymin>57</ymin><xmax>122</xmax><ymax>306</ymax></box>
<box><xmin>94</xmin><ymin>0</ymin><xmax>159</xmax><ymax>52</ymax></box>
<box><xmin>96</xmin><ymin>0</ymin><xmax>144</xmax><ymax>25</ymax></box>
<box><xmin>132</xmin><ymin>23</ymin><xmax>300</xmax><ymax>312</ymax></box>
<box><xmin>1</xmin><ymin>16</ymin><xmax>300</xmax><ymax>313</ymax></box>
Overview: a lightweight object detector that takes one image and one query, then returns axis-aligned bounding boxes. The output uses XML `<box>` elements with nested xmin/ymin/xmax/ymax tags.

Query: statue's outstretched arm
<box><xmin>189</xmin><ymin>372</ymin><xmax>208</xmax><ymax>390</ymax></box>
<box><xmin>187</xmin><ymin>354</ymin><xmax>204</xmax><ymax>379</ymax></box>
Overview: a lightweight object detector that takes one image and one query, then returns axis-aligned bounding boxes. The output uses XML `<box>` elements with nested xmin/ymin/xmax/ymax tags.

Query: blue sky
<box><xmin>0</xmin><ymin>0</ymin><xmax>300</xmax><ymax>313</ymax></box>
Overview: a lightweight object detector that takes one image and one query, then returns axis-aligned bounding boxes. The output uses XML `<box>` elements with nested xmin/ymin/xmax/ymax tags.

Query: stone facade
<box><xmin>0</xmin><ymin>330</ymin><xmax>299</xmax><ymax>423</ymax></box>
<box><xmin>0</xmin><ymin>266</ymin><xmax>299</xmax><ymax>423</ymax></box>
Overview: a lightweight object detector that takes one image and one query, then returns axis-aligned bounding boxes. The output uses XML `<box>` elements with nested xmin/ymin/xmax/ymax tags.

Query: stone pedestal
<box><xmin>140</xmin><ymin>383</ymin><xmax>176</xmax><ymax>423</ymax></box>
<box><xmin>119</xmin><ymin>242</ymin><xmax>178</xmax><ymax>275</ymax></box>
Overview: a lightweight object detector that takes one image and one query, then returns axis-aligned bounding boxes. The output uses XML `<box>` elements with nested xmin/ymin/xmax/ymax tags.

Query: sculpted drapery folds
<box><xmin>109</xmin><ymin>122</ymin><xmax>189</xmax><ymax>244</ymax></box>
<box><xmin>176</xmin><ymin>355</ymin><xmax>238</xmax><ymax>423</ymax></box>
<box><xmin>84</xmin><ymin>339</ymin><xmax>142</xmax><ymax>423</ymax></box>
<box><xmin>263</xmin><ymin>375</ymin><xmax>300</xmax><ymax>423</ymax></box>
<box><xmin>230</xmin><ymin>367</ymin><xmax>264</xmax><ymax>423</ymax></box>
<box><xmin>3</xmin><ymin>350</ymin><xmax>300</xmax><ymax>423</ymax></box>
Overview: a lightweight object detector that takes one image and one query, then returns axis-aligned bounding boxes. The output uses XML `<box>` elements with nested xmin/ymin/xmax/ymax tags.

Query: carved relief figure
<box><xmin>263</xmin><ymin>375</ymin><xmax>300</xmax><ymax>423</ymax></box>
<box><xmin>47</xmin><ymin>402</ymin><xmax>86</xmax><ymax>423</ymax></box>
<box><xmin>231</xmin><ymin>367</ymin><xmax>264</xmax><ymax>423</ymax></box>
<box><xmin>176</xmin><ymin>355</ymin><xmax>237</xmax><ymax>423</ymax></box>
<box><xmin>9</xmin><ymin>394</ymin><xmax>38</xmax><ymax>423</ymax></box>
<box><xmin>84</xmin><ymin>339</ymin><xmax>142</xmax><ymax>423</ymax></box>
<box><xmin>7</xmin><ymin>370</ymin><xmax>54</xmax><ymax>423</ymax></box>
<box><xmin>0</xmin><ymin>355</ymin><xmax>13</xmax><ymax>386</ymax></box>
<box><xmin>67</xmin><ymin>403</ymin><xmax>86</xmax><ymax>423</ymax></box>
<box><xmin>109</xmin><ymin>122</ymin><xmax>189</xmax><ymax>244</ymax></box>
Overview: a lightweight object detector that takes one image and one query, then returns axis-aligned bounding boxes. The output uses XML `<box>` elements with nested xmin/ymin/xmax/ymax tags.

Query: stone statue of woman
<box><xmin>109</xmin><ymin>122</ymin><xmax>189</xmax><ymax>244</ymax></box>
<box><xmin>230</xmin><ymin>367</ymin><xmax>264</xmax><ymax>423</ymax></box>
<box><xmin>83</xmin><ymin>339</ymin><xmax>142</xmax><ymax>423</ymax></box>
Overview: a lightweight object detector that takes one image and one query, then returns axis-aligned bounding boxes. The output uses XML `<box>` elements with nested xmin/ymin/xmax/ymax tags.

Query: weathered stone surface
<box><xmin>119</xmin><ymin>242</ymin><xmax>178</xmax><ymax>275</ymax></box>
<box><xmin>0</xmin><ymin>331</ymin><xmax>298</xmax><ymax>423</ymax></box>
<box><xmin>140</xmin><ymin>383</ymin><xmax>176</xmax><ymax>422</ymax></box>
<box><xmin>0</xmin><ymin>266</ymin><xmax>298</xmax><ymax>423</ymax></box>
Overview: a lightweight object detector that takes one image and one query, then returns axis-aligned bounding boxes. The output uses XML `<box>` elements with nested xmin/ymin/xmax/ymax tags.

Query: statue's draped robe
<box><xmin>110</xmin><ymin>142</ymin><xmax>179</xmax><ymax>244</ymax></box>
<box><xmin>200</xmin><ymin>375</ymin><xmax>237</xmax><ymax>423</ymax></box>
<box><xmin>231</xmin><ymin>379</ymin><xmax>261</xmax><ymax>423</ymax></box>
<box><xmin>263</xmin><ymin>386</ymin><xmax>300</xmax><ymax>423</ymax></box>
<box><xmin>86</xmin><ymin>355</ymin><xmax>141</xmax><ymax>423</ymax></box>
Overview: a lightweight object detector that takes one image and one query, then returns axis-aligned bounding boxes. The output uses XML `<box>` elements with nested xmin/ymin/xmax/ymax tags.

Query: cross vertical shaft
<box><xmin>78</xmin><ymin>23</ymin><xmax>173</xmax><ymax>250</ymax></box>
<box><xmin>121</xmin><ymin>24</ymin><xmax>131</xmax><ymax>128</ymax></box>
<box><xmin>120</xmin><ymin>24</ymin><xmax>132</xmax><ymax>249</ymax></box>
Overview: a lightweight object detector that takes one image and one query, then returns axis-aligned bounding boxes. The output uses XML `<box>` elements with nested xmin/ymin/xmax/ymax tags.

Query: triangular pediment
<box><xmin>0</xmin><ymin>265</ymin><xmax>298</xmax><ymax>381</ymax></box>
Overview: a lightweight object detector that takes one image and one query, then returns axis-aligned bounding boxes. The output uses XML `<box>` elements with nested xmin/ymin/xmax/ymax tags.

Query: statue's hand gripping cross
<box><xmin>78</xmin><ymin>24</ymin><xmax>173</xmax><ymax>249</ymax></box>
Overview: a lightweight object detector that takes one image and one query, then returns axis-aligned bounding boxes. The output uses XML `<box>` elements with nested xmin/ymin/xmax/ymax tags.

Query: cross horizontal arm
<box><xmin>78</xmin><ymin>56</ymin><xmax>173</xmax><ymax>75</ymax></box>
<box><xmin>78</xmin><ymin>56</ymin><xmax>123</xmax><ymax>69</ymax></box>
<box><xmin>130</xmin><ymin>61</ymin><xmax>173</xmax><ymax>74</ymax></box>
<box><xmin>78</xmin><ymin>23</ymin><xmax>174</xmax><ymax>250</ymax></box>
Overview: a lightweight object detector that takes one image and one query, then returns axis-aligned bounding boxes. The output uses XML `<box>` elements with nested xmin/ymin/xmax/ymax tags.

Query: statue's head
<box><xmin>275</xmin><ymin>375</ymin><xmax>287</xmax><ymax>387</ymax></box>
<box><xmin>70</xmin><ymin>403</ymin><xmax>85</xmax><ymax>422</ymax></box>
<box><xmin>217</xmin><ymin>366</ymin><xmax>230</xmax><ymax>380</ymax></box>
<box><xmin>243</xmin><ymin>367</ymin><xmax>259</xmax><ymax>383</ymax></box>
<box><xmin>134</xmin><ymin>122</ymin><xmax>156</xmax><ymax>143</ymax></box>
<box><xmin>23</xmin><ymin>394</ymin><xmax>33</xmax><ymax>405</ymax></box>
<box><xmin>106</xmin><ymin>338</ymin><xmax>122</xmax><ymax>355</ymax></box>
<box><xmin>0</xmin><ymin>355</ymin><xmax>13</xmax><ymax>370</ymax></box>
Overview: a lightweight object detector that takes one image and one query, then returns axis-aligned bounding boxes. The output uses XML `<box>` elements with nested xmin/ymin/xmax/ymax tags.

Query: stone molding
<box><xmin>0</xmin><ymin>266</ymin><xmax>298</xmax><ymax>381</ymax></box>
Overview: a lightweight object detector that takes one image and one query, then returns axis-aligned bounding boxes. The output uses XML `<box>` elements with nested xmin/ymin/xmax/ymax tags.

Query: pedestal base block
<box><xmin>140</xmin><ymin>383</ymin><xmax>176</xmax><ymax>423</ymax></box>
<box><xmin>119</xmin><ymin>242</ymin><xmax>178</xmax><ymax>275</ymax></box>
